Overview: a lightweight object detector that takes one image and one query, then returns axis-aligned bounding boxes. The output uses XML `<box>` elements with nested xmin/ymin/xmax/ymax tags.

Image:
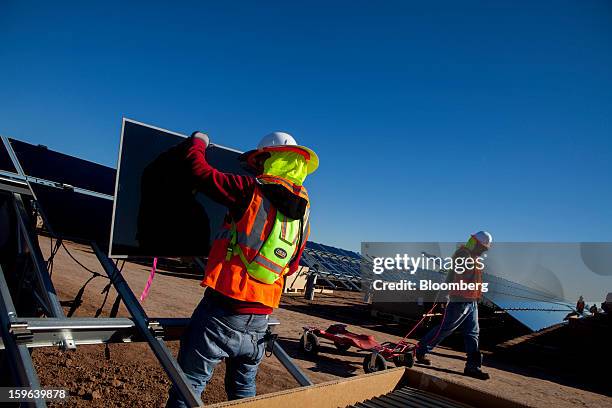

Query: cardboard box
<box><xmin>209</xmin><ymin>367</ymin><xmax>529</xmax><ymax>408</ymax></box>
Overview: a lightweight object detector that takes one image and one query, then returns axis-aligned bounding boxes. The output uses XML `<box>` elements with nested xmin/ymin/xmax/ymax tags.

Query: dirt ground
<box><xmin>27</xmin><ymin>238</ymin><xmax>612</xmax><ymax>408</ymax></box>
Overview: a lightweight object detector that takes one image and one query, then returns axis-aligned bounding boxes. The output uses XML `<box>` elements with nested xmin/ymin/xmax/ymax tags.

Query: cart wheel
<box><xmin>404</xmin><ymin>352</ymin><xmax>414</xmax><ymax>368</ymax></box>
<box><xmin>334</xmin><ymin>342</ymin><xmax>351</xmax><ymax>353</ymax></box>
<box><xmin>299</xmin><ymin>332</ymin><xmax>320</xmax><ymax>355</ymax></box>
<box><xmin>363</xmin><ymin>352</ymin><xmax>386</xmax><ymax>373</ymax></box>
<box><xmin>393</xmin><ymin>352</ymin><xmax>415</xmax><ymax>368</ymax></box>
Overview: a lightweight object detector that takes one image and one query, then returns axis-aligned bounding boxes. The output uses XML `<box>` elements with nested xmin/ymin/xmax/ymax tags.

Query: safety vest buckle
<box><xmin>225</xmin><ymin>245</ymin><xmax>234</xmax><ymax>261</ymax></box>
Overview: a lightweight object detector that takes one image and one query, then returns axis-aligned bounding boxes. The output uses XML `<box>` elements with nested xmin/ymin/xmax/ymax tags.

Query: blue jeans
<box><xmin>166</xmin><ymin>295</ymin><xmax>269</xmax><ymax>407</ymax></box>
<box><xmin>416</xmin><ymin>301</ymin><xmax>481</xmax><ymax>368</ymax></box>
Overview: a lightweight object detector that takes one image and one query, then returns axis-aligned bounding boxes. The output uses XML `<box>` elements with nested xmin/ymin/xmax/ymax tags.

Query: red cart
<box><xmin>300</xmin><ymin>323</ymin><xmax>415</xmax><ymax>372</ymax></box>
<box><xmin>299</xmin><ymin>304</ymin><xmax>439</xmax><ymax>373</ymax></box>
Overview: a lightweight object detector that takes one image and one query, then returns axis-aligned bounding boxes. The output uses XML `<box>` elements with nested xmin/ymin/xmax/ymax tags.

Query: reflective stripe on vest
<box><xmin>253</xmin><ymin>253</ymin><xmax>285</xmax><ymax>275</ymax></box>
<box><xmin>217</xmin><ymin>194</ymin><xmax>273</xmax><ymax>255</ymax></box>
<box><xmin>202</xmin><ymin>182</ymin><xmax>310</xmax><ymax>308</ymax></box>
<box><xmin>227</xmin><ymin>207</ymin><xmax>303</xmax><ymax>284</ymax></box>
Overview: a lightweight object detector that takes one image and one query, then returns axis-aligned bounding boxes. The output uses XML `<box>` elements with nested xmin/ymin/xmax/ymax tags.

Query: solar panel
<box><xmin>32</xmin><ymin>184</ymin><xmax>113</xmax><ymax>247</ymax></box>
<box><xmin>306</xmin><ymin>241</ymin><xmax>323</xmax><ymax>251</ymax></box>
<box><xmin>109</xmin><ymin>119</ymin><xmax>248</xmax><ymax>258</ymax></box>
<box><xmin>0</xmin><ymin>139</ymin><xmax>18</xmax><ymax>174</ymax></box>
<box><xmin>348</xmin><ymin>385</ymin><xmax>473</xmax><ymax>408</ymax></box>
<box><xmin>299</xmin><ymin>241</ymin><xmax>363</xmax><ymax>290</ymax></box>
<box><xmin>484</xmin><ymin>290</ymin><xmax>574</xmax><ymax>332</ymax></box>
<box><xmin>481</xmin><ymin>272</ymin><xmax>575</xmax><ymax>331</ymax></box>
<box><xmin>367</xmin><ymin>264</ymin><xmax>575</xmax><ymax>329</ymax></box>
<box><xmin>0</xmin><ymin>137</ymin><xmax>116</xmax><ymax>247</ymax></box>
<box><xmin>362</xmin><ymin>242</ymin><xmax>584</xmax><ymax>331</ymax></box>
<box><xmin>9</xmin><ymin>138</ymin><xmax>115</xmax><ymax>195</ymax></box>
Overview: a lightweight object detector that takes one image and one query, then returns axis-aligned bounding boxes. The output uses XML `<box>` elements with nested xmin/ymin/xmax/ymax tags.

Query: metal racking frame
<box><xmin>0</xmin><ymin>136</ymin><xmax>312</xmax><ymax>407</ymax></box>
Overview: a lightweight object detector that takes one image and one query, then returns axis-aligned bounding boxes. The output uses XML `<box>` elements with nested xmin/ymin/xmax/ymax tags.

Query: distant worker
<box><xmin>589</xmin><ymin>304</ymin><xmax>598</xmax><ymax>315</ymax></box>
<box><xmin>605</xmin><ymin>292</ymin><xmax>612</xmax><ymax>315</ymax></box>
<box><xmin>415</xmin><ymin>231</ymin><xmax>492</xmax><ymax>380</ymax></box>
<box><xmin>576</xmin><ymin>295</ymin><xmax>585</xmax><ymax>314</ymax></box>
<box><xmin>166</xmin><ymin>132</ymin><xmax>318</xmax><ymax>407</ymax></box>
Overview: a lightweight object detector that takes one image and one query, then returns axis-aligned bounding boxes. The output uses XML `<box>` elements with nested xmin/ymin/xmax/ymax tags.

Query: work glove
<box><xmin>191</xmin><ymin>131</ymin><xmax>210</xmax><ymax>147</ymax></box>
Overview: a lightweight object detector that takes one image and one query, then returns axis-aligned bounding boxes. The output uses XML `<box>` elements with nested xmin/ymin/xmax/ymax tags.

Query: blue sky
<box><xmin>1</xmin><ymin>1</ymin><xmax>611</xmax><ymax>251</ymax></box>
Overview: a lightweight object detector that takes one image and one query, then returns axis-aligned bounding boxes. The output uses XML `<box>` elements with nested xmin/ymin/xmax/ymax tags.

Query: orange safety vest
<box><xmin>201</xmin><ymin>181</ymin><xmax>310</xmax><ymax>308</ymax></box>
<box><xmin>449</xmin><ymin>246</ymin><xmax>483</xmax><ymax>300</ymax></box>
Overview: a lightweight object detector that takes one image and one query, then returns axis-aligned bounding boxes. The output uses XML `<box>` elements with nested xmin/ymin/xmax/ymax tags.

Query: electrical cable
<box><xmin>46</xmin><ymin>238</ymin><xmax>62</xmax><ymax>277</ymax></box>
<box><xmin>59</xmin><ymin>240</ymin><xmax>104</xmax><ymax>277</ymax></box>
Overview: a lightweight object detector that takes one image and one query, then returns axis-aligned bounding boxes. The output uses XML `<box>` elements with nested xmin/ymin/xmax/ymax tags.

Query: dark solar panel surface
<box><xmin>483</xmin><ymin>272</ymin><xmax>574</xmax><ymax>330</ymax></box>
<box><xmin>304</xmin><ymin>240</ymin><xmax>575</xmax><ymax>331</ymax></box>
<box><xmin>110</xmin><ymin>120</ymin><xmax>248</xmax><ymax>257</ymax></box>
<box><xmin>375</xmin><ymin>267</ymin><xmax>575</xmax><ymax>331</ymax></box>
<box><xmin>349</xmin><ymin>386</ymin><xmax>473</xmax><ymax>408</ymax></box>
<box><xmin>0</xmin><ymin>140</ymin><xmax>18</xmax><ymax>174</ymax></box>
<box><xmin>32</xmin><ymin>184</ymin><xmax>113</xmax><ymax>249</ymax></box>
<box><xmin>9</xmin><ymin>138</ymin><xmax>115</xmax><ymax>195</ymax></box>
<box><xmin>487</xmin><ymin>299</ymin><xmax>573</xmax><ymax>331</ymax></box>
<box><xmin>456</xmin><ymin>273</ymin><xmax>570</xmax><ymax>330</ymax></box>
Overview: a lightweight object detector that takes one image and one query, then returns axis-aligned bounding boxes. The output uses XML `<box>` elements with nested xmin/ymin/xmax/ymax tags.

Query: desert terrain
<box><xmin>29</xmin><ymin>238</ymin><xmax>611</xmax><ymax>408</ymax></box>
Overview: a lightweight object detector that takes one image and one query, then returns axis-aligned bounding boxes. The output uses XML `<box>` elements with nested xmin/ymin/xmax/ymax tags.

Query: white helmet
<box><xmin>472</xmin><ymin>231</ymin><xmax>493</xmax><ymax>248</ymax></box>
<box><xmin>246</xmin><ymin>131</ymin><xmax>319</xmax><ymax>174</ymax></box>
<box><xmin>257</xmin><ymin>132</ymin><xmax>298</xmax><ymax>149</ymax></box>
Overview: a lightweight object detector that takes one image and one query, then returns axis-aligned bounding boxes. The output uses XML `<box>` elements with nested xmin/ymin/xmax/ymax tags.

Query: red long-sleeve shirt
<box><xmin>186</xmin><ymin>137</ymin><xmax>307</xmax><ymax>313</ymax></box>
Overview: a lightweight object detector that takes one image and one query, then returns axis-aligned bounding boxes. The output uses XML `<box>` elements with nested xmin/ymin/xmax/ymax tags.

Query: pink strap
<box><xmin>139</xmin><ymin>257</ymin><xmax>158</xmax><ymax>302</ymax></box>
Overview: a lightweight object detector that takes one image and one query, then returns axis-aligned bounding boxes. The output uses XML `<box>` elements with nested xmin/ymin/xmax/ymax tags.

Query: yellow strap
<box><xmin>234</xmin><ymin>245</ymin><xmax>251</xmax><ymax>269</ymax></box>
<box><xmin>225</xmin><ymin>222</ymin><xmax>253</xmax><ymax>268</ymax></box>
<box><xmin>225</xmin><ymin>222</ymin><xmax>238</xmax><ymax>261</ymax></box>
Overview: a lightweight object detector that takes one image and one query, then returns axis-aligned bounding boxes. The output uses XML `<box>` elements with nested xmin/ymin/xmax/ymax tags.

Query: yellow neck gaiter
<box><xmin>262</xmin><ymin>151</ymin><xmax>308</xmax><ymax>186</ymax></box>
<box><xmin>465</xmin><ymin>237</ymin><xmax>477</xmax><ymax>251</ymax></box>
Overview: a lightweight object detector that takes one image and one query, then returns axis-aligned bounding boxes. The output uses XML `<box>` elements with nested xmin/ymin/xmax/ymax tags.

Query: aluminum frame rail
<box><xmin>92</xmin><ymin>242</ymin><xmax>203</xmax><ymax>407</ymax></box>
<box><xmin>0</xmin><ymin>187</ymin><xmax>201</xmax><ymax>406</ymax></box>
<box><xmin>12</xmin><ymin>193</ymin><xmax>75</xmax><ymax>350</ymax></box>
<box><xmin>0</xmin><ymin>265</ymin><xmax>45</xmax><ymax>408</ymax></box>
<box><xmin>0</xmin><ymin>317</ymin><xmax>191</xmax><ymax>350</ymax></box>
<box><xmin>269</xmin><ymin>338</ymin><xmax>313</xmax><ymax>386</ymax></box>
<box><xmin>0</xmin><ymin>136</ymin><xmax>314</xmax><ymax>405</ymax></box>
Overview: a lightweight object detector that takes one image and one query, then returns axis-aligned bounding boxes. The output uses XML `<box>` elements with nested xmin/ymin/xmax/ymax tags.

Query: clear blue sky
<box><xmin>1</xmin><ymin>1</ymin><xmax>611</xmax><ymax>251</ymax></box>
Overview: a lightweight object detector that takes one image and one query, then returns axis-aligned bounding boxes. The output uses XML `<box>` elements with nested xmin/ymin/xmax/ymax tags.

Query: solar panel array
<box><xmin>301</xmin><ymin>242</ymin><xmax>575</xmax><ymax>331</ymax></box>
<box><xmin>0</xmin><ymin>132</ymin><xmax>576</xmax><ymax>333</ymax></box>
<box><xmin>378</xmin><ymin>268</ymin><xmax>576</xmax><ymax>331</ymax></box>
<box><xmin>483</xmin><ymin>273</ymin><xmax>575</xmax><ymax>331</ymax></box>
<box><xmin>300</xmin><ymin>241</ymin><xmax>363</xmax><ymax>290</ymax></box>
<box><xmin>9</xmin><ymin>138</ymin><xmax>115</xmax><ymax>196</ymax></box>
<box><xmin>3</xmin><ymin>138</ymin><xmax>116</xmax><ymax>248</ymax></box>
<box><xmin>30</xmin><ymin>184</ymin><xmax>114</xmax><ymax>245</ymax></box>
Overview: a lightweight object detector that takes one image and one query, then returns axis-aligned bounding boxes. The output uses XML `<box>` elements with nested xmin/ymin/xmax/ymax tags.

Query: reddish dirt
<box><xmin>28</xmin><ymin>238</ymin><xmax>612</xmax><ymax>408</ymax></box>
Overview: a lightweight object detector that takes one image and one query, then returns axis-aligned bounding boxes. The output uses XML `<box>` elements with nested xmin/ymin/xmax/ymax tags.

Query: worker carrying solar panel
<box><xmin>415</xmin><ymin>231</ymin><xmax>493</xmax><ymax>380</ymax></box>
<box><xmin>166</xmin><ymin>131</ymin><xmax>318</xmax><ymax>407</ymax></box>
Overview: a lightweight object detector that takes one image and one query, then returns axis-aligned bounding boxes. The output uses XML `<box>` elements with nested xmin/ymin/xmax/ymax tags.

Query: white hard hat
<box><xmin>241</xmin><ymin>131</ymin><xmax>319</xmax><ymax>174</ymax></box>
<box><xmin>472</xmin><ymin>231</ymin><xmax>493</xmax><ymax>248</ymax></box>
<box><xmin>257</xmin><ymin>132</ymin><xmax>298</xmax><ymax>149</ymax></box>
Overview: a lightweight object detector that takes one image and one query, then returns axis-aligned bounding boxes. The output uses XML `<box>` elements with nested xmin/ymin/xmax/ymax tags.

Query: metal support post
<box><xmin>91</xmin><ymin>243</ymin><xmax>202</xmax><ymax>407</ymax></box>
<box><xmin>0</xmin><ymin>265</ymin><xmax>46</xmax><ymax>408</ymax></box>
<box><xmin>12</xmin><ymin>193</ymin><xmax>74</xmax><ymax>350</ymax></box>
